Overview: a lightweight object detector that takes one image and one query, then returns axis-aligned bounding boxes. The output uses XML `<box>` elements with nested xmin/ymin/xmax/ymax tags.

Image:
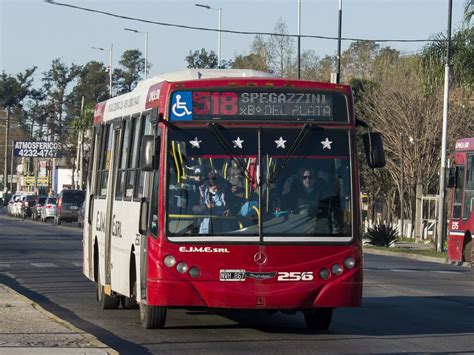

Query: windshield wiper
<box><xmin>269</xmin><ymin>123</ymin><xmax>311</xmax><ymax>183</ymax></box>
<box><xmin>208</xmin><ymin>123</ymin><xmax>254</xmax><ymax>184</ymax></box>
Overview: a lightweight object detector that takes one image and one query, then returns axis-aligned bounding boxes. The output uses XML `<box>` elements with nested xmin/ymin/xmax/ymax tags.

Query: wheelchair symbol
<box><xmin>172</xmin><ymin>94</ymin><xmax>191</xmax><ymax>117</ymax></box>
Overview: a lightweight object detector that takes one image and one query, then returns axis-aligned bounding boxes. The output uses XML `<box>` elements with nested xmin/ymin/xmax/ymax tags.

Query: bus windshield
<box><xmin>166</xmin><ymin>126</ymin><xmax>352</xmax><ymax>242</ymax></box>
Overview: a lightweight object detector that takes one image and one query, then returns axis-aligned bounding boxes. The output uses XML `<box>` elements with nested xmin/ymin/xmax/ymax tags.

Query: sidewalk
<box><xmin>0</xmin><ymin>285</ymin><xmax>117</xmax><ymax>355</ymax></box>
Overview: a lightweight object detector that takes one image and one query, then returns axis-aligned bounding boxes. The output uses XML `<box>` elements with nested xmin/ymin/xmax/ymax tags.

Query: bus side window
<box><xmin>116</xmin><ymin>117</ymin><xmax>132</xmax><ymax>199</ymax></box>
<box><xmin>148</xmin><ymin>126</ymin><xmax>161</xmax><ymax>237</ymax></box>
<box><xmin>135</xmin><ymin>112</ymin><xmax>152</xmax><ymax>199</ymax></box>
<box><xmin>97</xmin><ymin>124</ymin><xmax>113</xmax><ymax>197</ymax></box>
<box><xmin>124</xmin><ymin>114</ymin><xmax>141</xmax><ymax>199</ymax></box>
<box><xmin>462</xmin><ymin>154</ymin><xmax>474</xmax><ymax>220</ymax></box>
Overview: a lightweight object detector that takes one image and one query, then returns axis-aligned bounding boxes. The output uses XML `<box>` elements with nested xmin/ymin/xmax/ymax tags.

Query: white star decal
<box><xmin>189</xmin><ymin>137</ymin><xmax>202</xmax><ymax>149</ymax></box>
<box><xmin>232</xmin><ymin>137</ymin><xmax>244</xmax><ymax>149</ymax></box>
<box><xmin>321</xmin><ymin>137</ymin><xmax>333</xmax><ymax>150</ymax></box>
<box><xmin>275</xmin><ymin>137</ymin><xmax>287</xmax><ymax>149</ymax></box>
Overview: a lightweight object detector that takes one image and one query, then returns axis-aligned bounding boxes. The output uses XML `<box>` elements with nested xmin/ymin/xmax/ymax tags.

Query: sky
<box><xmin>0</xmin><ymin>0</ymin><xmax>467</xmax><ymax>85</ymax></box>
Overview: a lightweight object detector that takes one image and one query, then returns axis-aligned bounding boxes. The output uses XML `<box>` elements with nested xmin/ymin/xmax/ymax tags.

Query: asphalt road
<box><xmin>0</xmin><ymin>215</ymin><xmax>473</xmax><ymax>354</ymax></box>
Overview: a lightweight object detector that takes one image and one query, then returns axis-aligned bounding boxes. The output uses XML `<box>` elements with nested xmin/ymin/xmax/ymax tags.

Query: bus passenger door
<box><xmin>84</xmin><ymin>126</ymin><xmax>99</xmax><ymax>280</ymax></box>
<box><xmin>104</xmin><ymin>126</ymin><xmax>122</xmax><ymax>286</ymax></box>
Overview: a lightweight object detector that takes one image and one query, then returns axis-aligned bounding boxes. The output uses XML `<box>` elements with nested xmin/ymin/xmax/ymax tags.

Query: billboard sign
<box><xmin>13</xmin><ymin>141</ymin><xmax>63</xmax><ymax>158</ymax></box>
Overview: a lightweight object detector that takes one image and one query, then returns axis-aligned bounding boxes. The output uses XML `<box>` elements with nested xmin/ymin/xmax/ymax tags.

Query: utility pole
<box><xmin>437</xmin><ymin>0</ymin><xmax>453</xmax><ymax>252</ymax></box>
<box><xmin>3</xmin><ymin>109</ymin><xmax>10</xmax><ymax>192</ymax></box>
<box><xmin>400</xmin><ymin>133</ymin><xmax>404</xmax><ymax>238</ymax></box>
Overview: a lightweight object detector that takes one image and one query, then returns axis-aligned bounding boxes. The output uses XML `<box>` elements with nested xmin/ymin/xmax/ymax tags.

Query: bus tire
<box><xmin>303</xmin><ymin>308</ymin><xmax>333</xmax><ymax>330</ymax></box>
<box><xmin>121</xmin><ymin>281</ymin><xmax>138</xmax><ymax>309</ymax></box>
<box><xmin>463</xmin><ymin>240</ymin><xmax>472</xmax><ymax>263</ymax></box>
<box><xmin>96</xmin><ymin>273</ymin><xmax>120</xmax><ymax>310</ymax></box>
<box><xmin>140</xmin><ymin>303</ymin><xmax>167</xmax><ymax>329</ymax></box>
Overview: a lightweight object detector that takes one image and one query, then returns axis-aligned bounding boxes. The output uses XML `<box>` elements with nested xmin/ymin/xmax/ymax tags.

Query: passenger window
<box><xmin>116</xmin><ymin>118</ymin><xmax>131</xmax><ymax>198</ymax></box>
<box><xmin>135</xmin><ymin>112</ymin><xmax>152</xmax><ymax>199</ymax></box>
<box><xmin>97</xmin><ymin>124</ymin><xmax>113</xmax><ymax>196</ymax></box>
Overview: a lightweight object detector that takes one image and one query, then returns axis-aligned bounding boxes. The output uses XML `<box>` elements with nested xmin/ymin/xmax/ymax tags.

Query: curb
<box><xmin>0</xmin><ymin>285</ymin><xmax>118</xmax><ymax>355</ymax></box>
<box><xmin>364</xmin><ymin>247</ymin><xmax>470</xmax><ymax>267</ymax></box>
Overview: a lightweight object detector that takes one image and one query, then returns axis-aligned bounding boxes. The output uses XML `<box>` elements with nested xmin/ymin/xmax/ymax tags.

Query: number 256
<box><xmin>277</xmin><ymin>272</ymin><xmax>313</xmax><ymax>281</ymax></box>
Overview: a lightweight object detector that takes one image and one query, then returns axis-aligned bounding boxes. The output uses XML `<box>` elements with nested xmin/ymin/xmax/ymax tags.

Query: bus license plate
<box><xmin>219</xmin><ymin>269</ymin><xmax>246</xmax><ymax>282</ymax></box>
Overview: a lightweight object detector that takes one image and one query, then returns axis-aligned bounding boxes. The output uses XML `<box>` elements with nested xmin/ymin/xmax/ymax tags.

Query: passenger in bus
<box><xmin>199</xmin><ymin>179</ymin><xmax>230</xmax><ymax>234</ymax></box>
<box><xmin>297</xmin><ymin>169</ymin><xmax>322</xmax><ymax>215</ymax></box>
<box><xmin>282</xmin><ymin>168</ymin><xmax>321</xmax><ymax>215</ymax></box>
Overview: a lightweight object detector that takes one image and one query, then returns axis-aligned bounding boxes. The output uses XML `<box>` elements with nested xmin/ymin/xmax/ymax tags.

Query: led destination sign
<box><xmin>170</xmin><ymin>89</ymin><xmax>348</xmax><ymax>122</ymax></box>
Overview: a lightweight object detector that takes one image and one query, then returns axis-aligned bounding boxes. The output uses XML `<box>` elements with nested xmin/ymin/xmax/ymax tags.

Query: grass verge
<box><xmin>364</xmin><ymin>245</ymin><xmax>447</xmax><ymax>259</ymax></box>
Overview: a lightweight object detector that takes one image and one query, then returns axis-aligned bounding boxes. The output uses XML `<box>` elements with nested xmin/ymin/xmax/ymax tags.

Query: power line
<box><xmin>44</xmin><ymin>0</ymin><xmax>443</xmax><ymax>44</ymax></box>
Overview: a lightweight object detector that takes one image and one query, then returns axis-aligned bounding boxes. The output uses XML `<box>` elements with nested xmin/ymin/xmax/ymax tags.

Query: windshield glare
<box><xmin>167</xmin><ymin>127</ymin><xmax>352</xmax><ymax>241</ymax></box>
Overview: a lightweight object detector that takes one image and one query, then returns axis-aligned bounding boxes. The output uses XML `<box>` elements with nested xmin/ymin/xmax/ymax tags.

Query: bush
<box><xmin>364</xmin><ymin>224</ymin><xmax>399</xmax><ymax>247</ymax></box>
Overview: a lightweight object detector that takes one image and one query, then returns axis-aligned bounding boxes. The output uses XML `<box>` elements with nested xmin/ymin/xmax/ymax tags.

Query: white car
<box><xmin>41</xmin><ymin>197</ymin><xmax>57</xmax><ymax>222</ymax></box>
<box><xmin>7</xmin><ymin>195</ymin><xmax>19</xmax><ymax>216</ymax></box>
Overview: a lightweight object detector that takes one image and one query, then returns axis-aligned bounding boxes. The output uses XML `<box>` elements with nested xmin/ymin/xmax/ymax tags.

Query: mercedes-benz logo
<box><xmin>254</xmin><ymin>252</ymin><xmax>267</xmax><ymax>265</ymax></box>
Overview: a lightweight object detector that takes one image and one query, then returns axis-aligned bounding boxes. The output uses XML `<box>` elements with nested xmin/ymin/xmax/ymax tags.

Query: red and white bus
<box><xmin>83</xmin><ymin>69</ymin><xmax>385</xmax><ymax>329</ymax></box>
<box><xmin>447</xmin><ymin>137</ymin><xmax>474</xmax><ymax>269</ymax></box>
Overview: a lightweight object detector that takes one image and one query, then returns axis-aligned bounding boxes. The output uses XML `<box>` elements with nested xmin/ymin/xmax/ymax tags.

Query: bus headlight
<box><xmin>189</xmin><ymin>267</ymin><xmax>200</xmax><ymax>278</ymax></box>
<box><xmin>344</xmin><ymin>256</ymin><xmax>356</xmax><ymax>269</ymax></box>
<box><xmin>319</xmin><ymin>268</ymin><xmax>330</xmax><ymax>280</ymax></box>
<box><xmin>331</xmin><ymin>263</ymin><xmax>343</xmax><ymax>276</ymax></box>
<box><xmin>164</xmin><ymin>255</ymin><xmax>176</xmax><ymax>267</ymax></box>
<box><xmin>176</xmin><ymin>262</ymin><xmax>188</xmax><ymax>274</ymax></box>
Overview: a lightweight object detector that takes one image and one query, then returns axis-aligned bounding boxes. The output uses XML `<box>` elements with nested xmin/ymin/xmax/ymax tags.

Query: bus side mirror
<box><xmin>140</xmin><ymin>135</ymin><xmax>155</xmax><ymax>171</ymax></box>
<box><xmin>447</xmin><ymin>167</ymin><xmax>456</xmax><ymax>188</ymax></box>
<box><xmin>363</xmin><ymin>132</ymin><xmax>386</xmax><ymax>169</ymax></box>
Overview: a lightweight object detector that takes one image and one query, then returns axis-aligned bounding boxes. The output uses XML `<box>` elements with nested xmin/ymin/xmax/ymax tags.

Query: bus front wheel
<box><xmin>303</xmin><ymin>308</ymin><xmax>333</xmax><ymax>330</ymax></box>
<box><xmin>140</xmin><ymin>303</ymin><xmax>167</xmax><ymax>329</ymax></box>
<box><xmin>96</xmin><ymin>274</ymin><xmax>120</xmax><ymax>310</ymax></box>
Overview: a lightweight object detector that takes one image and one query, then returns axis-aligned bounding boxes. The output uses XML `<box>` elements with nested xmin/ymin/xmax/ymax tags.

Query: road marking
<box><xmin>433</xmin><ymin>270</ymin><xmax>464</xmax><ymax>274</ymax></box>
<box><xmin>31</xmin><ymin>263</ymin><xmax>58</xmax><ymax>268</ymax></box>
<box><xmin>390</xmin><ymin>269</ymin><xmax>417</xmax><ymax>273</ymax></box>
<box><xmin>366</xmin><ymin>268</ymin><xmax>466</xmax><ymax>274</ymax></box>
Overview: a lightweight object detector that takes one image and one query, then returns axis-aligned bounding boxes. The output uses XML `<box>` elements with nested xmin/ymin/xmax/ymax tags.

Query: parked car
<box><xmin>31</xmin><ymin>196</ymin><xmax>47</xmax><ymax>220</ymax></box>
<box><xmin>12</xmin><ymin>195</ymin><xmax>22</xmax><ymax>217</ymax></box>
<box><xmin>54</xmin><ymin>190</ymin><xmax>85</xmax><ymax>225</ymax></box>
<box><xmin>7</xmin><ymin>195</ymin><xmax>19</xmax><ymax>216</ymax></box>
<box><xmin>20</xmin><ymin>195</ymin><xmax>37</xmax><ymax>219</ymax></box>
<box><xmin>40</xmin><ymin>196</ymin><xmax>57</xmax><ymax>222</ymax></box>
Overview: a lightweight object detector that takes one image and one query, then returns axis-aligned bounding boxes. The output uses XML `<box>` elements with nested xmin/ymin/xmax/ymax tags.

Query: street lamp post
<box><xmin>91</xmin><ymin>45</ymin><xmax>113</xmax><ymax>97</ymax></box>
<box><xmin>437</xmin><ymin>0</ymin><xmax>453</xmax><ymax>252</ymax></box>
<box><xmin>336</xmin><ymin>0</ymin><xmax>342</xmax><ymax>84</ymax></box>
<box><xmin>297</xmin><ymin>0</ymin><xmax>301</xmax><ymax>79</ymax></box>
<box><xmin>195</xmin><ymin>3</ymin><xmax>222</xmax><ymax>68</ymax></box>
<box><xmin>124</xmin><ymin>28</ymin><xmax>149</xmax><ymax>79</ymax></box>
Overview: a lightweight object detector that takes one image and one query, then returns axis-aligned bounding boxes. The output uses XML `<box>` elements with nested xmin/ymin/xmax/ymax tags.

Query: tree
<box><xmin>113</xmin><ymin>49</ymin><xmax>146</xmax><ymax>95</ymax></box>
<box><xmin>421</xmin><ymin>27</ymin><xmax>474</xmax><ymax>95</ymax></box>
<box><xmin>66</xmin><ymin>60</ymin><xmax>109</xmax><ymax>126</ymax></box>
<box><xmin>42</xmin><ymin>58</ymin><xmax>80</xmax><ymax>140</ymax></box>
<box><xmin>358</xmin><ymin>54</ymin><xmax>473</xmax><ymax>229</ymax></box>
<box><xmin>0</xmin><ymin>68</ymin><xmax>36</xmax><ymax>113</ymax></box>
<box><xmin>231</xmin><ymin>35</ymin><xmax>270</xmax><ymax>72</ymax></box>
<box><xmin>464</xmin><ymin>0</ymin><xmax>473</xmax><ymax>27</ymax></box>
<box><xmin>267</xmin><ymin>18</ymin><xmax>294</xmax><ymax>77</ymax></box>
<box><xmin>341</xmin><ymin>40</ymin><xmax>379</xmax><ymax>81</ymax></box>
<box><xmin>0</xmin><ymin>67</ymin><xmax>36</xmax><ymax>186</ymax></box>
<box><xmin>185</xmin><ymin>48</ymin><xmax>219</xmax><ymax>69</ymax></box>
